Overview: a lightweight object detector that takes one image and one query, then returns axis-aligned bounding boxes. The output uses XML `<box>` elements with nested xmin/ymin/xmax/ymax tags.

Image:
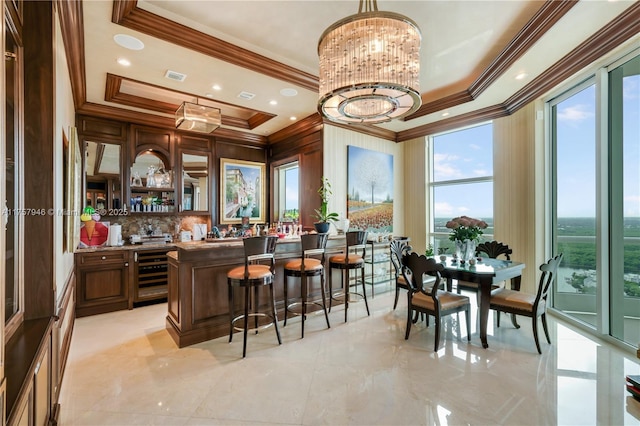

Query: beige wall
<box><xmin>493</xmin><ymin>102</ymin><xmax>546</xmax><ymax>293</ymax></box>
<box><xmin>401</xmin><ymin>138</ymin><xmax>428</xmax><ymax>255</ymax></box>
<box><xmin>54</xmin><ymin>13</ymin><xmax>77</xmax><ymax>300</ymax></box>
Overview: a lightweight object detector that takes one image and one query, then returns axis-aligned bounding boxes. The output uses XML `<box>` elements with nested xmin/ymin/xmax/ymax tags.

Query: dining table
<box><xmin>438</xmin><ymin>256</ymin><xmax>525</xmax><ymax>349</ymax></box>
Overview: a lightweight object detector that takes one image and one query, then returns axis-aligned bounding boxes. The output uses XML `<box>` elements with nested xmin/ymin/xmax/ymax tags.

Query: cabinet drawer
<box><xmin>77</xmin><ymin>251</ymin><xmax>128</xmax><ymax>265</ymax></box>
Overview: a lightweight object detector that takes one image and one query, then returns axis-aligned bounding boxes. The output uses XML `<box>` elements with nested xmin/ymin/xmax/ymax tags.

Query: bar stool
<box><xmin>227</xmin><ymin>236</ymin><xmax>281</xmax><ymax>357</ymax></box>
<box><xmin>283</xmin><ymin>233</ymin><xmax>330</xmax><ymax>338</ymax></box>
<box><xmin>328</xmin><ymin>230</ymin><xmax>369</xmax><ymax>322</ymax></box>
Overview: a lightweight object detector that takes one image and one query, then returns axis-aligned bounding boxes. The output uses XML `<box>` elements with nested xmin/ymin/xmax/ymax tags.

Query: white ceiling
<box><xmin>82</xmin><ymin>0</ymin><xmax>637</xmax><ymax>137</ymax></box>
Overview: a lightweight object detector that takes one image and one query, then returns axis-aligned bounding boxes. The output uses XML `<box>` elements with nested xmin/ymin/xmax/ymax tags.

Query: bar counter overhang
<box><xmin>166</xmin><ymin>236</ymin><xmax>347</xmax><ymax>348</ymax></box>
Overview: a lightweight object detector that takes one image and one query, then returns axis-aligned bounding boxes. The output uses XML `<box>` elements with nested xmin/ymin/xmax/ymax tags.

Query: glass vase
<box><xmin>455</xmin><ymin>239</ymin><xmax>477</xmax><ymax>262</ymax></box>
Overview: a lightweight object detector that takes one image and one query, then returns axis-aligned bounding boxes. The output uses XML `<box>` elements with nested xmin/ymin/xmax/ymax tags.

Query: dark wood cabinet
<box><xmin>75</xmin><ymin>251</ymin><xmax>131</xmax><ymax>317</ymax></box>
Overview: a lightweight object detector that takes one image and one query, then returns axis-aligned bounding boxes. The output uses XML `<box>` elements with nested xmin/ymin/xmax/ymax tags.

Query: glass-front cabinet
<box><xmin>129</xmin><ymin>151</ymin><xmax>175</xmax><ymax>213</ymax></box>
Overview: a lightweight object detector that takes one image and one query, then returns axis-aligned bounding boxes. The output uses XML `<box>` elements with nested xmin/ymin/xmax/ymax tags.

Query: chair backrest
<box><xmin>476</xmin><ymin>240</ymin><xmax>512</xmax><ymax>260</ymax></box>
<box><xmin>389</xmin><ymin>238</ymin><xmax>411</xmax><ymax>278</ymax></box>
<box><xmin>344</xmin><ymin>230</ymin><xmax>367</xmax><ymax>259</ymax></box>
<box><xmin>345</xmin><ymin>230</ymin><xmax>367</xmax><ymax>248</ymax></box>
<box><xmin>534</xmin><ymin>253</ymin><xmax>563</xmax><ymax>306</ymax></box>
<box><xmin>243</xmin><ymin>235</ymin><xmax>278</xmax><ymax>263</ymax></box>
<box><xmin>300</xmin><ymin>232</ymin><xmax>328</xmax><ymax>259</ymax></box>
<box><xmin>401</xmin><ymin>252</ymin><xmax>444</xmax><ymax>296</ymax></box>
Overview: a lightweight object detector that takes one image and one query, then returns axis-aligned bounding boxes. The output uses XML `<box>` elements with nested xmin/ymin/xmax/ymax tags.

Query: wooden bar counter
<box><xmin>166</xmin><ymin>236</ymin><xmax>345</xmax><ymax>347</ymax></box>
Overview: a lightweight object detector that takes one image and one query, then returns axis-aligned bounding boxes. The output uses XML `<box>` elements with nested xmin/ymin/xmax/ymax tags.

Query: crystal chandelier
<box><xmin>175</xmin><ymin>101</ymin><xmax>221</xmax><ymax>133</ymax></box>
<box><xmin>318</xmin><ymin>0</ymin><xmax>422</xmax><ymax>124</ymax></box>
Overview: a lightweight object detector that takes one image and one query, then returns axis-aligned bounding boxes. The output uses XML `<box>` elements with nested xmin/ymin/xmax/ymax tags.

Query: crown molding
<box><xmin>111</xmin><ymin>0</ymin><xmax>319</xmax><ymax>92</ymax></box>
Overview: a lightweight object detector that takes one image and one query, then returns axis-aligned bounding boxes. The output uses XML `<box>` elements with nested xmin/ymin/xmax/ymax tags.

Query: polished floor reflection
<box><xmin>59</xmin><ymin>289</ymin><xmax>640</xmax><ymax>425</ymax></box>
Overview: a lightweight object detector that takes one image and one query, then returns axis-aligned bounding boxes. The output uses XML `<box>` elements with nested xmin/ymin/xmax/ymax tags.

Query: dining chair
<box><xmin>457</xmin><ymin>240</ymin><xmax>513</xmax><ymax>296</ymax></box>
<box><xmin>390</xmin><ymin>238</ymin><xmax>438</xmax><ymax>312</ymax></box>
<box><xmin>283</xmin><ymin>232</ymin><xmax>331</xmax><ymax>338</ymax></box>
<box><xmin>489</xmin><ymin>253</ymin><xmax>563</xmax><ymax>354</ymax></box>
<box><xmin>227</xmin><ymin>236</ymin><xmax>281</xmax><ymax>357</ymax></box>
<box><xmin>402</xmin><ymin>252</ymin><xmax>471</xmax><ymax>351</ymax></box>
<box><xmin>390</xmin><ymin>237</ymin><xmax>412</xmax><ymax>310</ymax></box>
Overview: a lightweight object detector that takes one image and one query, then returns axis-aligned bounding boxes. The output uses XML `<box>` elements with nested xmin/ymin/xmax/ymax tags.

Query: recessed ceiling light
<box><xmin>212</xmin><ymin>84</ymin><xmax>221</xmax><ymax>91</ymax></box>
<box><xmin>515</xmin><ymin>72</ymin><xmax>529</xmax><ymax>80</ymax></box>
<box><xmin>113</xmin><ymin>34</ymin><xmax>144</xmax><ymax>50</ymax></box>
<box><xmin>290</xmin><ymin>116</ymin><xmax>297</xmax><ymax>121</ymax></box>
<box><xmin>205</xmin><ymin>93</ymin><xmax>214</xmax><ymax>98</ymax></box>
<box><xmin>441</xmin><ymin>111</ymin><xmax>450</xmax><ymax>117</ymax></box>
<box><xmin>280</xmin><ymin>88</ymin><xmax>298</xmax><ymax>97</ymax></box>
<box><xmin>269</xmin><ymin>100</ymin><xmax>277</xmax><ymax>106</ymax></box>
<box><xmin>117</xmin><ymin>58</ymin><xmax>131</xmax><ymax>66</ymax></box>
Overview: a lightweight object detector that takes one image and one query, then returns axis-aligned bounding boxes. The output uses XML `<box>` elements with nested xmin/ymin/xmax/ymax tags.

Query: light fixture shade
<box><xmin>318</xmin><ymin>8</ymin><xmax>422</xmax><ymax>124</ymax></box>
<box><xmin>175</xmin><ymin>102</ymin><xmax>221</xmax><ymax>133</ymax></box>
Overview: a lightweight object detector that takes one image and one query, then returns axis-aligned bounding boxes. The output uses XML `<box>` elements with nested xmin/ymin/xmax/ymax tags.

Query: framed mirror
<box><xmin>182</xmin><ymin>153</ymin><xmax>209</xmax><ymax>211</ymax></box>
<box><xmin>84</xmin><ymin>140</ymin><xmax>121</xmax><ymax>210</ymax></box>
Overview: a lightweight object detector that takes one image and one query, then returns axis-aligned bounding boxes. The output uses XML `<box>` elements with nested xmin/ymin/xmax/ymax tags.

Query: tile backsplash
<box><xmin>105</xmin><ymin>215</ymin><xmax>209</xmax><ymax>240</ymax></box>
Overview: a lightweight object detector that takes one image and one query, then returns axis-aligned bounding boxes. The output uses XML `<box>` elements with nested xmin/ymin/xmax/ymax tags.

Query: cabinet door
<box><xmin>33</xmin><ymin>340</ymin><xmax>50</xmax><ymax>426</ymax></box>
<box><xmin>76</xmin><ymin>259</ymin><xmax>130</xmax><ymax>317</ymax></box>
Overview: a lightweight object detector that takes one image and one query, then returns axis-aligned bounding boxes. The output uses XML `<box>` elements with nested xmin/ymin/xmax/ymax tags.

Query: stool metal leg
<box><xmin>361</xmin><ymin>266</ymin><xmax>370</xmax><ymax>316</ymax></box>
<box><xmin>254</xmin><ymin>285</ymin><xmax>260</xmax><ymax>334</ymax></box>
<box><xmin>228</xmin><ymin>282</ymin><xmax>234</xmax><ymax>342</ymax></box>
<box><xmin>320</xmin><ymin>270</ymin><xmax>330</xmax><ymax>329</ymax></box>
<box><xmin>344</xmin><ymin>267</ymin><xmax>349</xmax><ymax>323</ymax></box>
<box><xmin>283</xmin><ymin>275</ymin><xmax>289</xmax><ymax>327</ymax></box>
<box><xmin>270</xmin><ymin>282</ymin><xmax>282</xmax><ymax>345</ymax></box>
<box><xmin>243</xmin><ymin>284</ymin><xmax>250</xmax><ymax>358</ymax></box>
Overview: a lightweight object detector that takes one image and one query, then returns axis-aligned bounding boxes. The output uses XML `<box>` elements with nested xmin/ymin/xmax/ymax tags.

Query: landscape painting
<box><xmin>347</xmin><ymin>146</ymin><xmax>393</xmax><ymax>233</ymax></box>
<box><xmin>220</xmin><ymin>158</ymin><xmax>265</xmax><ymax>224</ymax></box>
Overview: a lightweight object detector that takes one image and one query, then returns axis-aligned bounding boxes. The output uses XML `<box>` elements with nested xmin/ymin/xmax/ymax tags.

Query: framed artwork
<box><xmin>64</xmin><ymin>127</ymin><xmax>82</xmax><ymax>252</ymax></box>
<box><xmin>347</xmin><ymin>146</ymin><xmax>394</xmax><ymax>232</ymax></box>
<box><xmin>220</xmin><ymin>158</ymin><xmax>266</xmax><ymax>224</ymax></box>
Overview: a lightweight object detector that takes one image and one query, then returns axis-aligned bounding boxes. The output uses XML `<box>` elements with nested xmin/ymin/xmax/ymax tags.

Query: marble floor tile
<box><xmin>59</xmin><ymin>289</ymin><xmax>640</xmax><ymax>425</ymax></box>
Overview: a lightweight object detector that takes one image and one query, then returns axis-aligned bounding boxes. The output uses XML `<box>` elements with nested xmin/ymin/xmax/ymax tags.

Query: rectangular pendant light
<box><xmin>175</xmin><ymin>102</ymin><xmax>221</xmax><ymax>133</ymax></box>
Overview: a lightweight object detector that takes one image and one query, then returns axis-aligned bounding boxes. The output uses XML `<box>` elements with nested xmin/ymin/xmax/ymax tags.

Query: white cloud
<box><xmin>624</xmin><ymin>195</ymin><xmax>640</xmax><ymax>216</ymax></box>
<box><xmin>469</xmin><ymin>143</ymin><xmax>482</xmax><ymax>150</ymax></box>
<box><xmin>557</xmin><ymin>104</ymin><xmax>594</xmax><ymax>123</ymax></box>
<box><xmin>433</xmin><ymin>153</ymin><xmax>463</xmax><ymax>179</ymax></box>
<box><xmin>435</xmin><ymin>202</ymin><xmax>455</xmax><ymax>216</ymax></box>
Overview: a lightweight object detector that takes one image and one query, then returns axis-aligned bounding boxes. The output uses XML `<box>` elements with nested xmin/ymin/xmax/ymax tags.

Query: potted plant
<box><xmin>312</xmin><ymin>176</ymin><xmax>339</xmax><ymax>233</ymax></box>
<box><xmin>425</xmin><ymin>244</ymin><xmax>434</xmax><ymax>258</ymax></box>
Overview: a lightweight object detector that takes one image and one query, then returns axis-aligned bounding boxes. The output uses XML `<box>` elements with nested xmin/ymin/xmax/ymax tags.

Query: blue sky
<box><xmin>433</xmin><ymin>123</ymin><xmax>493</xmax><ymax>218</ymax></box>
<box><xmin>556</xmin><ymin>74</ymin><xmax>639</xmax><ymax>217</ymax></box>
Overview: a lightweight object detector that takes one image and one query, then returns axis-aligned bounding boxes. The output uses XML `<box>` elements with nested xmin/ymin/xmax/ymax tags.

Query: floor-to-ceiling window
<box><xmin>430</xmin><ymin>123</ymin><xmax>494</xmax><ymax>253</ymax></box>
<box><xmin>550</xmin><ymin>81</ymin><xmax>597</xmax><ymax>326</ymax></box>
<box><xmin>549</xmin><ymin>49</ymin><xmax>639</xmax><ymax>348</ymax></box>
<box><xmin>609</xmin><ymin>54</ymin><xmax>640</xmax><ymax>345</ymax></box>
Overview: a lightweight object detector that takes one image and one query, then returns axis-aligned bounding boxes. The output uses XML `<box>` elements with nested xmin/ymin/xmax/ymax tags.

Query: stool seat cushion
<box><xmin>412</xmin><ymin>291</ymin><xmax>470</xmax><ymax>311</ymax></box>
<box><xmin>284</xmin><ymin>258</ymin><xmax>323</xmax><ymax>272</ymax></box>
<box><xmin>329</xmin><ymin>254</ymin><xmax>364</xmax><ymax>265</ymax></box>
<box><xmin>227</xmin><ymin>264</ymin><xmax>273</xmax><ymax>281</ymax></box>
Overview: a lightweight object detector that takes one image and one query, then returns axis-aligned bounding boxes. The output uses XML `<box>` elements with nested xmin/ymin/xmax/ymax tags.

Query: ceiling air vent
<box><xmin>165</xmin><ymin>70</ymin><xmax>186</xmax><ymax>82</ymax></box>
<box><xmin>237</xmin><ymin>91</ymin><xmax>255</xmax><ymax>100</ymax></box>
